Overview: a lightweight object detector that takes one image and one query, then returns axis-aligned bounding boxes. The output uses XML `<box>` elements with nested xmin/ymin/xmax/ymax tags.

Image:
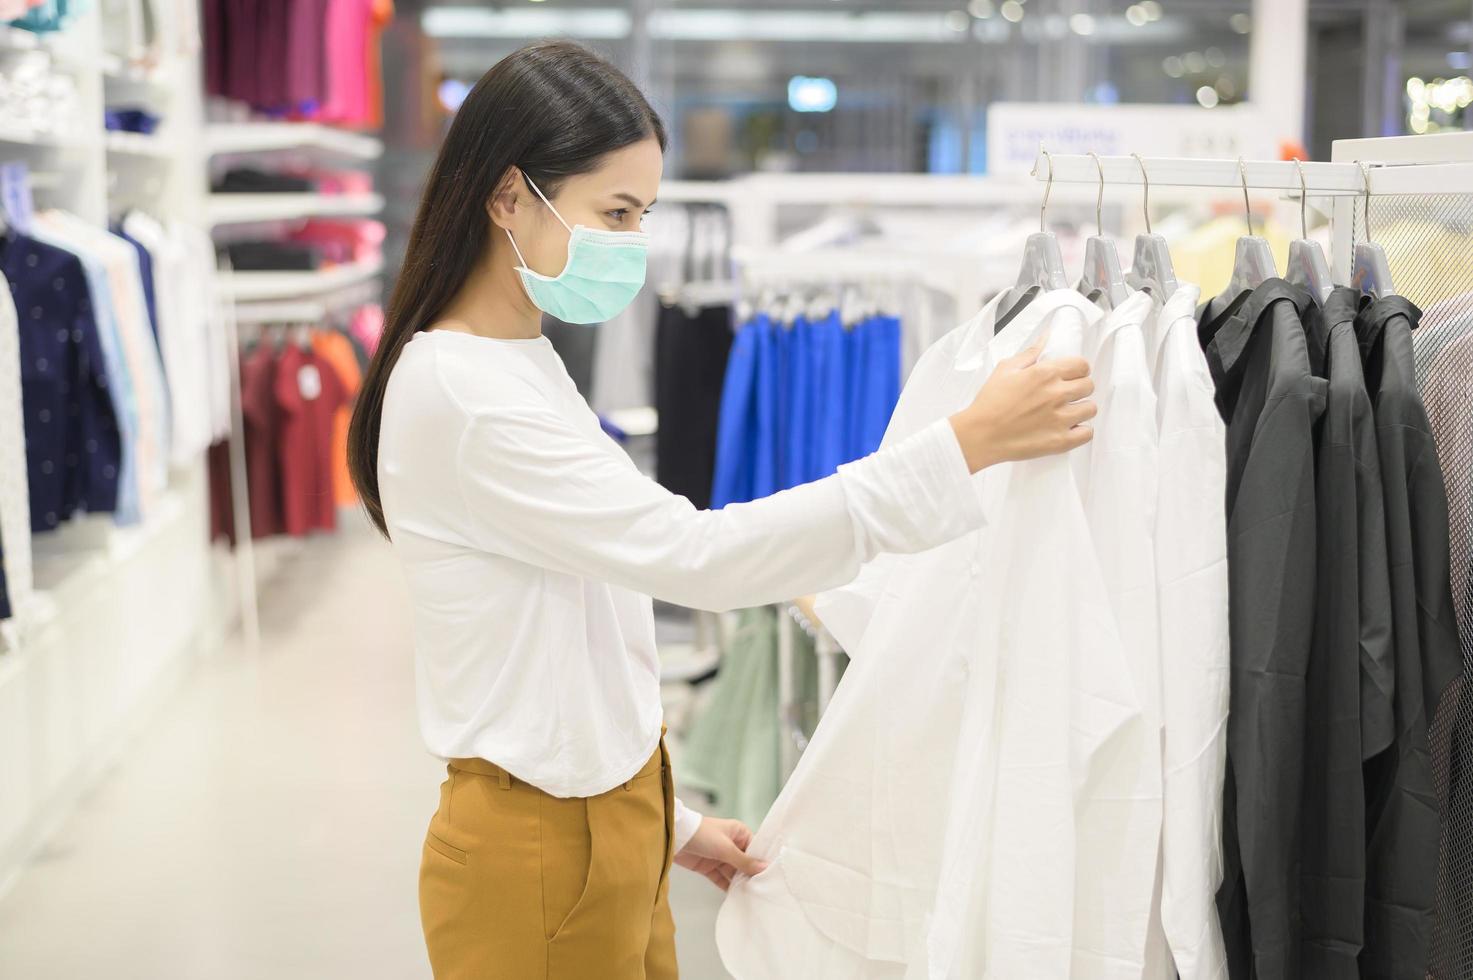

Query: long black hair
<box><xmin>348</xmin><ymin>40</ymin><xmax>667</xmax><ymax>537</ymax></box>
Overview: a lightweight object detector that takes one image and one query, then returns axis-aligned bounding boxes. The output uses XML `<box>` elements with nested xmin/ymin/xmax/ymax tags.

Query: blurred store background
<box><xmin>1</xmin><ymin>2</ymin><xmax>1472</xmax><ymax>978</ymax></box>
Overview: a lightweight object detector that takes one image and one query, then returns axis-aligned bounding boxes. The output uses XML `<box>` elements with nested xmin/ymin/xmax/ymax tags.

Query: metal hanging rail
<box><xmin>1033</xmin><ymin>151</ymin><xmax>1473</xmax><ymax>201</ymax></box>
<box><xmin>1032</xmin><ymin>152</ymin><xmax>1368</xmax><ymax>195</ymax></box>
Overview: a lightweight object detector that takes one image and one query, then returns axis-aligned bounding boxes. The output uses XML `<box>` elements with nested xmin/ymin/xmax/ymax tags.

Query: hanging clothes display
<box><xmin>200</xmin><ymin>0</ymin><xmax>392</xmax><ymax>125</ymax></box>
<box><xmin>36</xmin><ymin>209</ymin><xmax>171</xmax><ymax>512</ymax></box>
<box><xmin>711</xmin><ymin>295</ymin><xmax>902</xmax><ymax>509</ymax></box>
<box><xmin>715</xmin><ymin>170</ymin><xmax>1461</xmax><ymax>978</ymax></box>
<box><xmin>208</xmin><ymin>324</ymin><xmax>366</xmax><ymax>544</ymax></box>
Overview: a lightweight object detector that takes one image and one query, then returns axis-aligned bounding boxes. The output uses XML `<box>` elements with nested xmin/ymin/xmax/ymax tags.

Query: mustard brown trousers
<box><xmin>418</xmin><ymin>739</ymin><xmax>678</xmax><ymax>979</ymax></box>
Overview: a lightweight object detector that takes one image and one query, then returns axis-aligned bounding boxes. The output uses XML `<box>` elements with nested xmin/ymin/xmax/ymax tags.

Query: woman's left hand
<box><xmin>674</xmin><ymin>817</ymin><xmax>768</xmax><ymax>891</ymax></box>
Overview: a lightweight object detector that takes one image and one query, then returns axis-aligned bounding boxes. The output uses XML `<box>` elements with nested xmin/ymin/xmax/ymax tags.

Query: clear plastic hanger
<box><xmin>999</xmin><ymin>145</ymin><xmax>1069</xmax><ymax>324</ymax></box>
<box><xmin>1124</xmin><ymin>152</ymin><xmax>1178</xmax><ymax>300</ymax></box>
<box><xmin>1212</xmin><ymin>156</ymin><xmax>1277</xmax><ymax>311</ymax></box>
<box><xmin>1284</xmin><ymin>157</ymin><xmax>1335</xmax><ymax>302</ymax></box>
<box><xmin>1078</xmin><ymin>150</ymin><xmax>1130</xmax><ymax>311</ymax></box>
<box><xmin>1352</xmin><ymin>160</ymin><xmax>1395</xmax><ymax>298</ymax></box>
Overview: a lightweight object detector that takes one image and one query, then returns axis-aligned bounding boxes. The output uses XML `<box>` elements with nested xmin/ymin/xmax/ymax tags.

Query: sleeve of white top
<box><xmin>453</xmin><ymin>405</ymin><xmax>986</xmax><ymax>613</ymax></box>
<box><xmin>673</xmin><ymin>798</ymin><xmax>703</xmax><ymax>853</ymax></box>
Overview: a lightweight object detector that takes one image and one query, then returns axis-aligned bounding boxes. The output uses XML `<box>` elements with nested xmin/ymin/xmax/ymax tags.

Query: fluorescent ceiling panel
<box><xmin>422</xmin><ymin>7</ymin><xmax>632</xmax><ymax>39</ymax></box>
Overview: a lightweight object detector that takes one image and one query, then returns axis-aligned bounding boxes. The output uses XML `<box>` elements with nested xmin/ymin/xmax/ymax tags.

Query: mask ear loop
<box><xmin>521</xmin><ymin>171</ymin><xmax>573</xmax><ymax>233</ymax></box>
<box><xmin>505</xmin><ymin>169</ymin><xmax>573</xmax><ymax>274</ymax></box>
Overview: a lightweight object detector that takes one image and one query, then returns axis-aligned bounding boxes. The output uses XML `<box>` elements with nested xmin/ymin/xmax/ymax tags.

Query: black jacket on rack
<box><xmin>1355</xmin><ymin>295</ymin><xmax>1462</xmax><ymax>980</ymax></box>
<box><xmin>1299</xmin><ymin>287</ymin><xmax>1394</xmax><ymax>978</ymax></box>
<box><xmin>1201</xmin><ymin>280</ymin><xmax>1327</xmax><ymax>980</ymax></box>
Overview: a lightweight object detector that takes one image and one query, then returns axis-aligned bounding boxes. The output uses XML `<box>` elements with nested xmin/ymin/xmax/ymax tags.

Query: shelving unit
<box><xmin>207</xmin><ymin>191</ymin><xmax>385</xmax><ymax>226</ymax></box>
<box><xmin>218</xmin><ymin>256</ymin><xmax>385</xmax><ymax>303</ymax></box>
<box><xmin>206</xmin><ymin>121</ymin><xmax>383</xmax><ymax>161</ymax></box>
<box><xmin>0</xmin><ymin>6</ymin><xmax>223</xmax><ymax>900</ymax></box>
<box><xmin>103</xmin><ymin>130</ymin><xmax>172</xmax><ymax>158</ymax></box>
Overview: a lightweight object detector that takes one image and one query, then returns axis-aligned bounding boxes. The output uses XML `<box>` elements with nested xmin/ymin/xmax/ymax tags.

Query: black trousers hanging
<box><xmin>654</xmin><ymin>303</ymin><xmax>733</xmax><ymax>511</ymax></box>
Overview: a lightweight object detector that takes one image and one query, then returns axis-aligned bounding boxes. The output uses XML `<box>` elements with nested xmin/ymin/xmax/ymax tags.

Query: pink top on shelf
<box><xmin>288</xmin><ymin>219</ymin><xmax>385</xmax><ymax>265</ymax></box>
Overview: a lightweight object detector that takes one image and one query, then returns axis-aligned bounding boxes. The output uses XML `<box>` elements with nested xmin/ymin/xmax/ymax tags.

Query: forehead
<box><xmin>570</xmin><ymin>139</ymin><xmax>663</xmax><ymax>202</ymax></box>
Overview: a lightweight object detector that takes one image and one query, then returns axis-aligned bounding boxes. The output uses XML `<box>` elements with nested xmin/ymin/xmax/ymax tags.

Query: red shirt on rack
<box><xmin>241</xmin><ymin>343</ymin><xmax>286</xmax><ymax>539</ymax></box>
<box><xmin>274</xmin><ymin>342</ymin><xmax>350</xmax><ymax>536</ymax></box>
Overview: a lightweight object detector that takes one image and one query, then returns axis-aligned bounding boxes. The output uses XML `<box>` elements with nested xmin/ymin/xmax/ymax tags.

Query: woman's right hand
<box><xmin>949</xmin><ymin>337</ymin><xmax>1096</xmax><ymax>474</ymax></box>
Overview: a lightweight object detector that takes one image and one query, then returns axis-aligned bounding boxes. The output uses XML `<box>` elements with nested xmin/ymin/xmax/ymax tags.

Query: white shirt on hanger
<box><xmin>0</xmin><ymin>274</ymin><xmax>33</xmax><ymax>637</ymax></box>
<box><xmin>1068</xmin><ymin>289</ymin><xmax>1170</xmax><ymax>979</ymax></box>
<box><xmin>717</xmin><ymin>289</ymin><xmax>1143</xmax><ymax>980</ymax></box>
<box><xmin>377</xmin><ymin>328</ymin><xmax>988</xmax><ymax>848</ymax></box>
<box><xmin>1144</xmin><ymin>283</ymin><xmax>1231</xmax><ymax>980</ymax></box>
<box><xmin>121</xmin><ymin>211</ymin><xmax>216</xmax><ymax>466</ymax></box>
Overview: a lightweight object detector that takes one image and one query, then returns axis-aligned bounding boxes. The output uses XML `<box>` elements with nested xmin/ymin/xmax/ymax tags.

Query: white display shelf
<box><xmin>0</xmin><ymin>25</ymin><xmax>45</xmax><ymax>51</ymax></box>
<box><xmin>0</xmin><ymin>121</ymin><xmax>95</xmax><ymax>151</ymax></box>
<box><xmin>104</xmin><ymin>131</ymin><xmax>172</xmax><ymax>158</ymax></box>
<box><xmin>206</xmin><ymin>122</ymin><xmax>383</xmax><ymax>161</ymax></box>
<box><xmin>207</xmin><ymin>191</ymin><xmax>384</xmax><ymax>226</ymax></box>
<box><xmin>218</xmin><ymin>256</ymin><xmax>384</xmax><ymax>302</ymax></box>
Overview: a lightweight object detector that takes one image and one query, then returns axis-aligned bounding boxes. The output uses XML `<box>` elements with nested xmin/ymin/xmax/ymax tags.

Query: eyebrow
<box><xmin>611</xmin><ymin>192</ymin><xmax>654</xmax><ymax>209</ymax></box>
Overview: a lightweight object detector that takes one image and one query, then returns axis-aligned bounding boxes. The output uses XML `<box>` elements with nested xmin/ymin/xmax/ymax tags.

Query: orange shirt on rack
<box><xmin>312</xmin><ymin>331</ymin><xmax>364</xmax><ymax>507</ymax></box>
<box><xmin>366</xmin><ymin>0</ymin><xmax>395</xmax><ymax>129</ymax></box>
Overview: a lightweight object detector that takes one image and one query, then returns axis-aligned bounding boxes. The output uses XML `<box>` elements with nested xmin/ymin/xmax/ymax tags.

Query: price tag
<box><xmin>298</xmin><ymin>363</ymin><xmax>322</xmax><ymax>401</ymax></box>
<box><xmin>0</xmin><ymin>161</ymin><xmax>35</xmax><ymax>235</ymax></box>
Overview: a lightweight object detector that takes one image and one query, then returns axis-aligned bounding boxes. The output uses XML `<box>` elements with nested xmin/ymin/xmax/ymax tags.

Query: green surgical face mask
<box><xmin>505</xmin><ymin>174</ymin><xmax>650</xmax><ymax>324</ymax></box>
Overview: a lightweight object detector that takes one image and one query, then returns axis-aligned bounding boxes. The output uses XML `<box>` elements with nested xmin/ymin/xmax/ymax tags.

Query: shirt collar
<box><xmin>1147</xmin><ymin>282</ymin><xmax>1202</xmax><ymax>366</ymax></box>
<box><xmin>1354</xmin><ymin>293</ymin><xmax>1422</xmax><ymax>360</ymax></box>
<box><xmin>988</xmin><ymin>288</ymin><xmax>1105</xmax><ymax>361</ymax></box>
<box><xmin>1094</xmin><ymin>290</ymin><xmax>1154</xmax><ymax>349</ymax></box>
<box><xmin>1204</xmin><ymin>279</ymin><xmax>1316</xmax><ymax>382</ymax></box>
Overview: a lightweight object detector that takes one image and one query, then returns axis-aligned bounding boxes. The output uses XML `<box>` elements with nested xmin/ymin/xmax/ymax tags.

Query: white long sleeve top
<box><xmin>377</xmin><ymin>328</ymin><xmax>988</xmax><ymax>849</ymax></box>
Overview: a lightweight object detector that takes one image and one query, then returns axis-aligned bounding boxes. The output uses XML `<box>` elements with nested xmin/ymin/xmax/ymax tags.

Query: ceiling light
<box><xmin>1229</xmin><ymin>12</ymin><xmax>1251</xmax><ymax>33</ymax></box>
<box><xmin>1000</xmin><ymin>0</ymin><xmax>1024</xmax><ymax>23</ymax></box>
<box><xmin>944</xmin><ymin>10</ymin><xmax>970</xmax><ymax>31</ymax></box>
<box><xmin>1069</xmin><ymin>13</ymin><xmax>1095</xmax><ymax>35</ymax></box>
<box><xmin>1162</xmin><ymin>55</ymin><xmax>1183</xmax><ymax>78</ymax></box>
<box><xmin>1139</xmin><ymin>0</ymin><xmax>1162</xmax><ymax>20</ymax></box>
<box><xmin>1196</xmin><ymin>85</ymin><xmax>1220</xmax><ymax>108</ymax></box>
<box><xmin>1215</xmin><ymin>75</ymin><xmax>1237</xmax><ymax>98</ymax></box>
<box><xmin>968</xmin><ymin>0</ymin><xmax>994</xmax><ymax>17</ymax></box>
<box><xmin>1205</xmin><ymin>46</ymin><xmax>1225</xmax><ymax>67</ymax></box>
<box><xmin>1183</xmin><ymin>51</ymin><xmax>1207</xmax><ymax>74</ymax></box>
<box><xmin>1125</xmin><ymin>5</ymin><xmax>1147</xmax><ymax>27</ymax></box>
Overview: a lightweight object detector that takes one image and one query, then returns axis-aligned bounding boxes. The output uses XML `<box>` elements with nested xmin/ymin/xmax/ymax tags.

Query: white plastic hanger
<box><xmin>1212</xmin><ymin>156</ymin><xmax>1277</xmax><ymax>311</ymax></box>
<box><xmin>1124</xmin><ymin>152</ymin><xmax>1178</xmax><ymax>301</ymax></box>
<box><xmin>1352</xmin><ymin>160</ymin><xmax>1395</xmax><ymax>298</ymax></box>
<box><xmin>1078</xmin><ymin>150</ymin><xmax>1130</xmax><ymax>311</ymax></box>
<box><xmin>1285</xmin><ymin>157</ymin><xmax>1335</xmax><ymax>302</ymax></box>
<box><xmin>999</xmin><ymin>146</ymin><xmax>1069</xmax><ymax>324</ymax></box>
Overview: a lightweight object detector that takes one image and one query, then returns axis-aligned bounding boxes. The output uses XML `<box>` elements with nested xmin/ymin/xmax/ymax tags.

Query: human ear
<box><xmin>487</xmin><ymin>167</ymin><xmax>522</xmax><ymax>230</ymax></box>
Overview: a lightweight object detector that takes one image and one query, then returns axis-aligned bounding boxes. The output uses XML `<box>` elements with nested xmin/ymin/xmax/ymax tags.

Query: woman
<box><xmin>347</xmin><ymin>40</ymin><xmax>1095</xmax><ymax>980</ymax></box>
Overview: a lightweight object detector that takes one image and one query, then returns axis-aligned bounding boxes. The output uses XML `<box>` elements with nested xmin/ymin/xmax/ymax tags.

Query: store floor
<box><xmin>0</xmin><ymin>519</ymin><xmax>733</xmax><ymax>979</ymax></box>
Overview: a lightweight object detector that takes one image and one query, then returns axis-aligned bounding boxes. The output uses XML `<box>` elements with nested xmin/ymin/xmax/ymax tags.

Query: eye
<box><xmin>607</xmin><ymin>207</ymin><xmax>654</xmax><ymax>221</ymax></box>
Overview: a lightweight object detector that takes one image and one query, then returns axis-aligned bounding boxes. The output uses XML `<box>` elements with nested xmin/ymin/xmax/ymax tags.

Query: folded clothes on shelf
<box><xmin>104</xmin><ymin>107</ymin><xmax>161</xmax><ymax>134</ymax></box>
<box><xmin>220</xmin><ymin>241</ymin><xmax>323</xmax><ymax>272</ymax></box>
<box><xmin>212</xmin><ymin>167</ymin><xmax>316</xmax><ymax>194</ymax></box>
